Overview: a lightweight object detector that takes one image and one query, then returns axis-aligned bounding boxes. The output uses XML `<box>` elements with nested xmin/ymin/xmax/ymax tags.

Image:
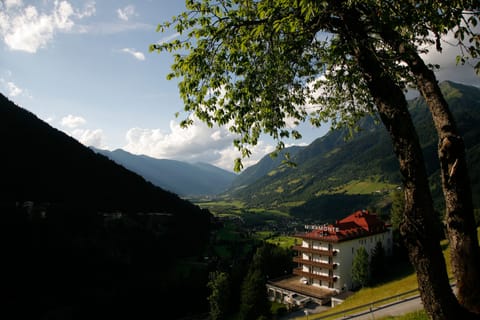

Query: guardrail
<box><xmin>311</xmin><ymin>288</ymin><xmax>420</xmax><ymax>319</ymax></box>
<box><xmin>311</xmin><ymin>281</ymin><xmax>455</xmax><ymax>320</ymax></box>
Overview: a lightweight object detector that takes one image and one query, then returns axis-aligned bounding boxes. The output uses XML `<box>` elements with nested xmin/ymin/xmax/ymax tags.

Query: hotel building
<box><xmin>292</xmin><ymin>209</ymin><xmax>392</xmax><ymax>292</ymax></box>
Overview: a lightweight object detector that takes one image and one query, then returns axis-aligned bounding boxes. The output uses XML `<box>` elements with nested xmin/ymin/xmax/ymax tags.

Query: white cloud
<box><xmin>74</xmin><ymin>21</ymin><xmax>151</xmax><ymax>35</ymax></box>
<box><xmin>76</xmin><ymin>1</ymin><xmax>95</xmax><ymax>19</ymax></box>
<box><xmin>71</xmin><ymin>128</ymin><xmax>106</xmax><ymax>148</ymax></box>
<box><xmin>4</xmin><ymin>0</ymin><xmax>23</xmax><ymax>10</ymax></box>
<box><xmin>6</xmin><ymin>80</ymin><xmax>22</xmax><ymax>96</ymax></box>
<box><xmin>123</xmin><ymin>118</ymin><xmax>275</xmax><ymax>171</ymax></box>
<box><xmin>121</xmin><ymin>47</ymin><xmax>145</xmax><ymax>61</ymax></box>
<box><xmin>0</xmin><ymin>0</ymin><xmax>95</xmax><ymax>53</ymax></box>
<box><xmin>0</xmin><ymin>77</ymin><xmax>29</xmax><ymax>99</ymax></box>
<box><xmin>53</xmin><ymin>1</ymin><xmax>74</xmax><ymax>29</ymax></box>
<box><xmin>61</xmin><ymin>114</ymin><xmax>86</xmax><ymax>128</ymax></box>
<box><xmin>214</xmin><ymin>142</ymin><xmax>276</xmax><ymax>171</ymax></box>
<box><xmin>57</xmin><ymin>114</ymin><xmax>107</xmax><ymax>148</ymax></box>
<box><xmin>44</xmin><ymin>116</ymin><xmax>55</xmax><ymax>124</ymax></box>
<box><xmin>117</xmin><ymin>5</ymin><xmax>136</xmax><ymax>21</ymax></box>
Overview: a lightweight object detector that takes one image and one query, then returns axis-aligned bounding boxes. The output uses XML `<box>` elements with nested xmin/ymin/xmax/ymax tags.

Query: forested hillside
<box><xmin>226</xmin><ymin>81</ymin><xmax>480</xmax><ymax>221</ymax></box>
<box><xmin>0</xmin><ymin>93</ymin><xmax>212</xmax><ymax>319</ymax></box>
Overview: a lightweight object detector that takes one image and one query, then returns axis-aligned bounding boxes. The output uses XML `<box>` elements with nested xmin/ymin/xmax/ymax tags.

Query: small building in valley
<box><xmin>268</xmin><ymin>209</ymin><xmax>392</xmax><ymax>307</ymax></box>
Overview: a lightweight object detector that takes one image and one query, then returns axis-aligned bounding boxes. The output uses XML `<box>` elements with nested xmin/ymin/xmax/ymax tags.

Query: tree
<box><xmin>251</xmin><ymin>242</ymin><xmax>294</xmax><ymax>279</ymax></box>
<box><xmin>207</xmin><ymin>271</ymin><xmax>231</xmax><ymax>320</ymax></box>
<box><xmin>338</xmin><ymin>12</ymin><xmax>462</xmax><ymax>317</ymax></box>
<box><xmin>370</xmin><ymin>241</ymin><xmax>386</xmax><ymax>282</ymax></box>
<box><xmin>390</xmin><ymin>190</ymin><xmax>404</xmax><ymax>234</ymax></box>
<box><xmin>239</xmin><ymin>268</ymin><xmax>270</xmax><ymax>320</ymax></box>
<box><xmin>352</xmin><ymin>246</ymin><xmax>370</xmax><ymax>288</ymax></box>
<box><xmin>341</xmin><ymin>2</ymin><xmax>480</xmax><ymax>312</ymax></box>
<box><xmin>364</xmin><ymin>3</ymin><xmax>480</xmax><ymax>311</ymax></box>
<box><xmin>152</xmin><ymin>1</ymin><xmax>480</xmax><ymax>318</ymax></box>
<box><xmin>389</xmin><ymin>190</ymin><xmax>410</xmax><ymax>262</ymax></box>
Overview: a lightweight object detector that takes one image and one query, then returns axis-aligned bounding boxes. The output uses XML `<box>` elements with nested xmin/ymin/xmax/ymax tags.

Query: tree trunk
<box><xmin>341</xmin><ymin>13</ymin><xmax>475</xmax><ymax>319</ymax></box>
<box><xmin>380</xmin><ymin>28</ymin><xmax>480</xmax><ymax>313</ymax></box>
<box><xmin>409</xmin><ymin>57</ymin><xmax>480</xmax><ymax>314</ymax></box>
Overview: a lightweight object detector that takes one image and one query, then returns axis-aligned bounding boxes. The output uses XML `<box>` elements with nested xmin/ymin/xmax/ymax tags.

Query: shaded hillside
<box><xmin>0</xmin><ymin>94</ymin><xmax>205</xmax><ymax>213</ymax></box>
<box><xmin>0</xmin><ymin>93</ymin><xmax>212</xmax><ymax>319</ymax></box>
<box><xmin>92</xmin><ymin>148</ymin><xmax>236</xmax><ymax>196</ymax></box>
<box><xmin>227</xmin><ymin>81</ymin><xmax>480</xmax><ymax>220</ymax></box>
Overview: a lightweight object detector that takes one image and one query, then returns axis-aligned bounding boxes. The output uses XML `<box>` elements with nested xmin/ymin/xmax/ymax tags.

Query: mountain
<box><xmin>92</xmin><ymin>147</ymin><xmax>236</xmax><ymax>196</ymax></box>
<box><xmin>0</xmin><ymin>93</ymin><xmax>209</xmax><ymax>214</ymax></box>
<box><xmin>0</xmin><ymin>93</ymin><xmax>212</xmax><ymax>319</ymax></box>
<box><xmin>228</xmin><ymin>146</ymin><xmax>303</xmax><ymax>191</ymax></box>
<box><xmin>226</xmin><ymin>81</ymin><xmax>480</xmax><ymax>221</ymax></box>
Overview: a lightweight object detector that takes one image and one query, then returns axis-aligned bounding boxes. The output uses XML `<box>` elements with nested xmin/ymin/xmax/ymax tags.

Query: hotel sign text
<box><xmin>304</xmin><ymin>224</ymin><xmax>340</xmax><ymax>233</ymax></box>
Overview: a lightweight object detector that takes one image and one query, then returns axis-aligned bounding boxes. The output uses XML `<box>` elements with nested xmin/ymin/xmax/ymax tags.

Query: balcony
<box><xmin>292</xmin><ymin>245</ymin><xmax>337</xmax><ymax>256</ymax></box>
<box><xmin>293</xmin><ymin>268</ymin><xmax>337</xmax><ymax>283</ymax></box>
<box><xmin>293</xmin><ymin>257</ymin><xmax>337</xmax><ymax>270</ymax></box>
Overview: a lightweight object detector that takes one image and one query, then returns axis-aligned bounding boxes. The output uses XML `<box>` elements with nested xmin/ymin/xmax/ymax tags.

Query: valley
<box><xmin>2</xmin><ymin>81</ymin><xmax>480</xmax><ymax>319</ymax></box>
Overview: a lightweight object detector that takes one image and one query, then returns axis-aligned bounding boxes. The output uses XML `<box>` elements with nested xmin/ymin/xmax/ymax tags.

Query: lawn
<box><xmin>266</xmin><ymin>235</ymin><xmax>300</xmax><ymax>249</ymax></box>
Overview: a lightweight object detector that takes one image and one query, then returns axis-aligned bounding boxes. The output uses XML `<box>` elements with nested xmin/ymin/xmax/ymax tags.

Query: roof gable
<box><xmin>299</xmin><ymin>210</ymin><xmax>388</xmax><ymax>242</ymax></box>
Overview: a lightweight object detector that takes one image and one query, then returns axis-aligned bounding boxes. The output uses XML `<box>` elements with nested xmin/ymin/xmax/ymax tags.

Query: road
<box><xmin>279</xmin><ymin>294</ymin><xmax>424</xmax><ymax>320</ymax></box>
<box><xmin>336</xmin><ymin>294</ymin><xmax>423</xmax><ymax>319</ymax></box>
<box><xmin>283</xmin><ymin>283</ymin><xmax>458</xmax><ymax>319</ymax></box>
<box><xmin>335</xmin><ymin>283</ymin><xmax>456</xmax><ymax>319</ymax></box>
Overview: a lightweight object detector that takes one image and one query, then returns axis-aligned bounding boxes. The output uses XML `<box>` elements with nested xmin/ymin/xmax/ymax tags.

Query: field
<box><xmin>193</xmin><ymin>198</ymin><xmax>296</xmax><ymax>229</ymax></box>
<box><xmin>315</xmin><ymin>177</ymin><xmax>398</xmax><ymax>196</ymax></box>
<box><xmin>193</xmin><ymin>199</ymin><xmax>245</xmax><ymax>215</ymax></box>
<box><xmin>265</xmin><ymin>235</ymin><xmax>300</xmax><ymax>249</ymax></box>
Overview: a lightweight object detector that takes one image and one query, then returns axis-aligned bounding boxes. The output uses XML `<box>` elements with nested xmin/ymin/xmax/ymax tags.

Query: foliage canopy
<box><xmin>152</xmin><ymin>0</ymin><xmax>479</xmax><ymax>171</ymax></box>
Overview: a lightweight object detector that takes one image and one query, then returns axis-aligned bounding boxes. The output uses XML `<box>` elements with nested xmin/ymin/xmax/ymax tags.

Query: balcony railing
<box><xmin>292</xmin><ymin>268</ymin><xmax>337</xmax><ymax>283</ymax></box>
<box><xmin>293</xmin><ymin>256</ymin><xmax>337</xmax><ymax>270</ymax></box>
<box><xmin>292</xmin><ymin>245</ymin><xmax>337</xmax><ymax>256</ymax></box>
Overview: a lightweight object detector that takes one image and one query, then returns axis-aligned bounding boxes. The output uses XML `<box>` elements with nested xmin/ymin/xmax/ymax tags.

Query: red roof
<box><xmin>298</xmin><ymin>210</ymin><xmax>388</xmax><ymax>242</ymax></box>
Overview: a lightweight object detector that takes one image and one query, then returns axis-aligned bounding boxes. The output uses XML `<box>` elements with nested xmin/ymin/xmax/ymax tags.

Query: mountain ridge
<box><xmin>91</xmin><ymin>147</ymin><xmax>237</xmax><ymax>196</ymax></box>
<box><xmin>224</xmin><ymin>81</ymin><xmax>480</xmax><ymax>220</ymax></box>
<box><xmin>0</xmin><ymin>92</ymin><xmax>211</xmax><ymax>217</ymax></box>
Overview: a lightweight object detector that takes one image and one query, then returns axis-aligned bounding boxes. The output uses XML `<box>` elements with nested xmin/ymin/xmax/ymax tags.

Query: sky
<box><xmin>1</xmin><ymin>0</ymin><xmax>479</xmax><ymax>172</ymax></box>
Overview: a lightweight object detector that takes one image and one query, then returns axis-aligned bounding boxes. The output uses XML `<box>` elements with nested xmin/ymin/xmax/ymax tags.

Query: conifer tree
<box><xmin>352</xmin><ymin>247</ymin><xmax>370</xmax><ymax>288</ymax></box>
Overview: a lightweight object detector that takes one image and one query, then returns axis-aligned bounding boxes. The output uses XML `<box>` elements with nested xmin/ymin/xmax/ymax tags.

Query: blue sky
<box><xmin>1</xmin><ymin>1</ymin><xmax>479</xmax><ymax>171</ymax></box>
